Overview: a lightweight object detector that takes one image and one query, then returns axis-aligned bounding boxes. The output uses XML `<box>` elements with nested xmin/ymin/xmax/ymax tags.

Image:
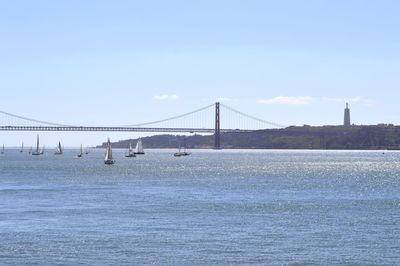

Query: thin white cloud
<box><xmin>153</xmin><ymin>94</ymin><xmax>180</xmax><ymax>100</ymax></box>
<box><xmin>257</xmin><ymin>96</ymin><xmax>314</xmax><ymax>105</ymax></box>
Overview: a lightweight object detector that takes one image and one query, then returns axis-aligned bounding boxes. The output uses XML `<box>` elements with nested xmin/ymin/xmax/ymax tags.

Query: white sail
<box><xmin>134</xmin><ymin>138</ymin><xmax>144</xmax><ymax>154</ymax></box>
<box><xmin>107</xmin><ymin>142</ymin><xmax>112</xmax><ymax>160</ymax></box>
<box><xmin>125</xmin><ymin>141</ymin><xmax>135</xmax><ymax>157</ymax></box>
<box><xmin>104</xmin><ymin>148</ymin><xmax>109</xmax><ymax>161</ymax></box>
<box><xmin>32</xmin><ymin>135</ymin><xmax>42</xmax><ymax>155</ymax></box>
<box><xmin>55</xmin><ymin>141</ymin><xmax>63</xmax><ymax>154</ymax></box>
<box><xmin>104</xmin><ymin>138</ymin><xmax>115</xmax><ymax>164</ymax></box>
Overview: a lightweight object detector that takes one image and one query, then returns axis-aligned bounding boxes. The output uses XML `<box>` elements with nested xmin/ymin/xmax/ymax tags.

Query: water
<box><xmin>0</xmin><ymin>149</ymin><xmax>399</xmax><ymax>265</ymax></box>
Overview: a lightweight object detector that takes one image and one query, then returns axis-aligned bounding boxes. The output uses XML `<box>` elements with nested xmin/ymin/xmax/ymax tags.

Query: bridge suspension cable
<box><xmin>220</xmin><ymin>103</ymin><xmax>286</xmax><ymax>128</ymax></box>
<box><xmin>0</xmin><ymin>110</ymin><xmax>73</xmax><ymax>127</ymax></box>
<box><xmin>120</xmin><ymin>103</ymin><xmax>215</xmax><ymax>127</ymax></box>
<box><xmin>0</xmin><ymin>102</ymin><xmax>285</xmax><ymax>130</ymax></box>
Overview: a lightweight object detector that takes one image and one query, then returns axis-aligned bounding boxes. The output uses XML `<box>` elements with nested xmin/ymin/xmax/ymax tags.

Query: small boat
<box><xmin>32</xmin><ymin>135</ymin><xmax>44</xmax><ymax>155</ymax></box>
<box><xmin>125</xmin><ymin>141</ymin><xmax>136</xmax><ymax>157</ymax></box>
<box><xmin>77</xmin><ymin>144</ymin><xmax>84</xmax><ymax>157</ymax></box>
<box><xmin>174</xmin><ymin>150</ymin><xmax>191</xmax><ymax>157</ymax></box>
<box><xmin>104</xmin><ymin>138</ymin><xmax>115</xmax><ymax>165</ymax></box>
<box><xmin>134</xmin><ymin>138</ymin><xmax>145</xmax><ymax>155</ymax></box>
<box><xmin>174</xmin><ymin>138</ymin><xmax>191</xmax><ymax>157</ymax></box>
<box><xmin>1</xmin><ymin>144</ymin><xmax>4</xmax><ymax>154</ymax></box>
<box><xmin>20</xmin><ymin>142</ymin><xmax>24</xmax><ymax>153</ymax></box>
<box><xmin>29</xmin><ymin>146</ymin><xmax>32</xmax><ymax>155</ymax></box>
<box><xmin>173</xmin><ymin>145</ymin><xmax>183</xmax><ymax>157</ymax></box>
<box><xmin>85</xmin><ymin>146</ymin><xmax>89</xmax><ymax>155</ymax></box>
<box><xmin>54</xmin><ymin>141</ymin><xmax>63</xmax><ymax>155</ymax></box>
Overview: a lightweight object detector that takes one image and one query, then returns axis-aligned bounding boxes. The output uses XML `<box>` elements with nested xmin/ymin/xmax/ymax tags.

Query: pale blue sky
<box><xmin>1</xmin><ymin>0</ymin><xmax>400</xmax><ymax>146</ymax></box>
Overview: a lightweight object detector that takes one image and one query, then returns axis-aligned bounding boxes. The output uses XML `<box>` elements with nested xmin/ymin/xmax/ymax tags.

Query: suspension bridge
<box><xmin>0</xmin><ymin>102</ymin><xmax>285</xmax><ymax>149</ymax></box>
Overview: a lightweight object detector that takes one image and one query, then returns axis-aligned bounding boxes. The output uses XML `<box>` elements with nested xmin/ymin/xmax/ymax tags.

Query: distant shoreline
<box><xmin>96</xmin><ymin>124</ymin><xmax>400</xmax><ymax>150</ymax></box>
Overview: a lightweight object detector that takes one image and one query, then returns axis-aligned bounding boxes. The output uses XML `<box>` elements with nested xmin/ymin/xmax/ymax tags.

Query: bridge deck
<box><xmin>0</xmin><ymin>126</ymin><xmax>253</xmax><ymax>133</ymax></box>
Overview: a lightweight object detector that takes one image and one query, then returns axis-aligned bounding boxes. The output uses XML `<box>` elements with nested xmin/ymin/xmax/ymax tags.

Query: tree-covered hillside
<box><xmin>98</xmin><ymin>125</ymin><xmax>400</xmax><ymax>150</ymax></box>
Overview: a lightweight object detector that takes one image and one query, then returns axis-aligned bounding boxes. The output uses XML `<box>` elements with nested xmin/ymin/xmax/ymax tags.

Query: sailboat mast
<box><xmin>108</xmin><ymin>141</ymin><xmax>112</xmax><ymax>159</ymax></box>
<box><xmin>36</xmin><ymin>135</ymin><xmax>39</xmax><ymax>152</ymax></box>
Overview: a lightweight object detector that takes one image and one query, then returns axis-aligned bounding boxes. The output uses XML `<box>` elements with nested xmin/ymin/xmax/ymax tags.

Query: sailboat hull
<box><xmin>125</xmin><ymin>154</ymin><xmax>136</xmax><ymax>157</ymax></box>
<box><xmin>173</xmin><ymin>152</ymin><xmax>191</xmax><ymax>157</ymax></box>
<box><xmin>104</xmin><ymin>159</ymin><xmax>115</xmax><ymax>165</ymax></box>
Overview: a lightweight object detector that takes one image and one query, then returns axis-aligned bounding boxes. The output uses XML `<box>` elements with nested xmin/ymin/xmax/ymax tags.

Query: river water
<box><xmin>0</xmin><ymin>149</ymin><xmax>399</xmax><ymax>265</ymax></box>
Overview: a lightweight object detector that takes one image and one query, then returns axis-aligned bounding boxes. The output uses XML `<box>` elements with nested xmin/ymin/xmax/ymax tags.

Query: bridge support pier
<box><xmin>214</xmin><ymin>102</ymin><xmax>221</xmax><ymax>149</ymax></box>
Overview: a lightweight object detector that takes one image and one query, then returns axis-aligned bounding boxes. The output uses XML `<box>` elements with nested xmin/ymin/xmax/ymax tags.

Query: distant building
<box><xmin>343</xmin><ymin>103</ymin><xmax>351</xmax><ymax>126</ymax></box>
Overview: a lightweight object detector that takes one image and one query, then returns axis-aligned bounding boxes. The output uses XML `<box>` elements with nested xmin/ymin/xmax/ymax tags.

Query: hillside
<box><xmin>97</xmin><ymin>125</ymin><xmax>400</xmax><ymax>150</ymax></box>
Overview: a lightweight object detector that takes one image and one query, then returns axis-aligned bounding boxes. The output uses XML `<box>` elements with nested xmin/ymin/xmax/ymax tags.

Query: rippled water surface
<box><xmin>1</xmin><ymin>149</ymin><xmax>399</xmax><ymax>265</ymax></box>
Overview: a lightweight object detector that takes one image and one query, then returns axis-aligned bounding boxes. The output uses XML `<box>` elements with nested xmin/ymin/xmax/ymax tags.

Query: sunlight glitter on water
<box><xmin>0</xmin><ymin>149</ymin><xmax>399</xmax><ymax>264</ymax></box>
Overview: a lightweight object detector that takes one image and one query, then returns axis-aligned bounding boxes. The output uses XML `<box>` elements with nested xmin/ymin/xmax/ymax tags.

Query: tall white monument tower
<box><xmin>343</xmin><ymin>103</ymin><xmax>351</xmax><ymax>126</ymax></box>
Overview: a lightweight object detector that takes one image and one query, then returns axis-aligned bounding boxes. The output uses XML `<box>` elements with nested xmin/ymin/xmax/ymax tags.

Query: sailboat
<box><xmin>1</xmin><ymin>144</ymin><xmax>4</xmax><ymax>154</ymax></box>
<box><xmin>29</xmin><ymin>146</ymin><xmax>32</xmax><ymax>155</ymax></box>
<box><xmin>20</xmin><ymin>142</ymin><xmax>24</xmax><ymax>153</ymax></box>
<box><xmin>104</xmin><ymin>138</ymin><xmax>115</xmax><ymax>165</ymax></box>
<box><xmin>32</xmin><ymin>135</ymin><xmax>43</xmax><ymax>155</ymax></box>
<box><xmin>134</xmin><ymin>138</ymin><xmax>145</xmax><ymax>155</ymax></box>
<box><xmin>125</xmin><ymin>141</ymin><xmax>136</xmax><ymax>157</ymax></box>
<box><xmin>77</xmin><ymin>144</ymin><xmax>84</xmax><ymax>157</ymax></box>
<box><xmin>85</xmin><ymin>146</ymin><xmax>89</xmax><ymax>155</ymax></box>
<box><xmin>54</xmin><ymin>141</ymin><xmax>63</xmax><ymax>155</ymax></box>
<box><xmin>174</xmin><ymin>137</ymin><xmax>191</xmax><ymax>157</ymax></box>
<box><xmin>173</xmin><ymin>144</ymin><xmax>183</xmax><ymax>157</ymax></box>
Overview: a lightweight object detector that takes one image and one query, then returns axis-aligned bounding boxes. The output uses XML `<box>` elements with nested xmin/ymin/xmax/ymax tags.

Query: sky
<box><xmin>1</xmin><ymin>0</ymin><xmax>400</xmax><ymax>147</ymax></box>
